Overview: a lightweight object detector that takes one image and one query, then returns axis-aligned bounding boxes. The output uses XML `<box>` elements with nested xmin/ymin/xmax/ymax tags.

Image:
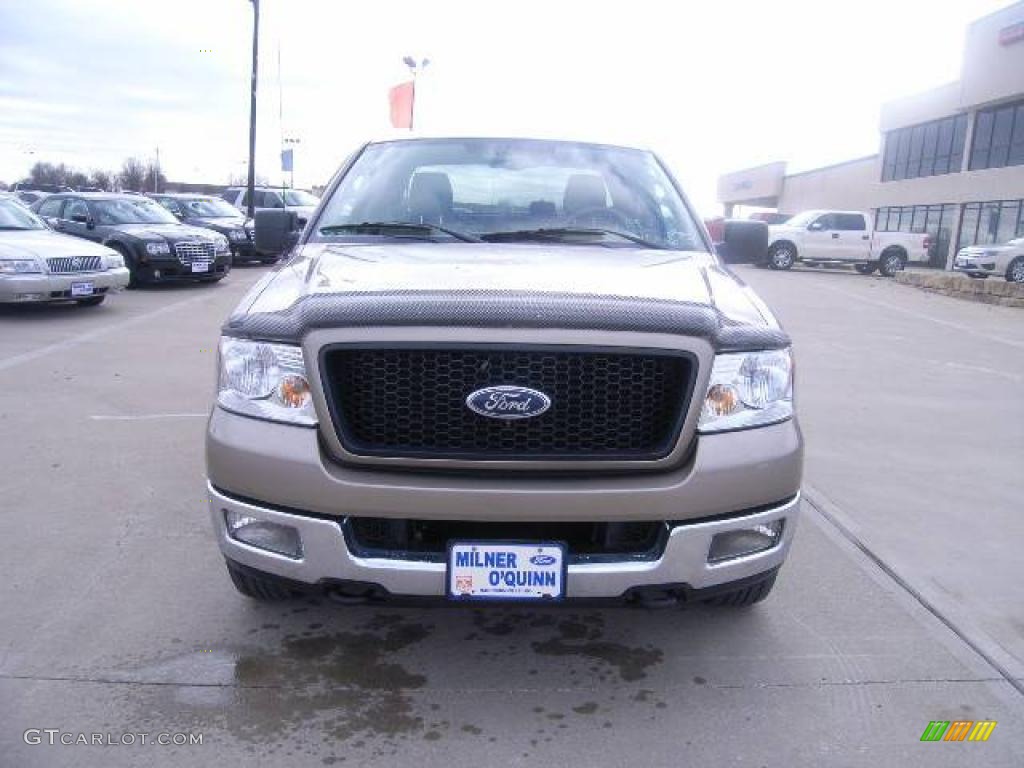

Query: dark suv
<box><xmin>33</xmin><ymin>193</ymin><xmax>232</xmax><ymax>285</ymax></box>
<box><xmin>150</xmin><ymin>194</ymin><xmax>267</xmax><ymax>265</ymax></box>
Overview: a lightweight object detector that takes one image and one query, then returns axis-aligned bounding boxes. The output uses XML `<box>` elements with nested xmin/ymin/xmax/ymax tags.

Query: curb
<box><xmin>895</xmin><ymin>270</ymin><xmax>1024</xmax><ymax>307</ymax></box>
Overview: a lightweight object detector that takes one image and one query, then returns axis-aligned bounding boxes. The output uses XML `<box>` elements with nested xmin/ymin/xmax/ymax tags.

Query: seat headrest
<box><xmin>408</xmin><ymin>172</ymin><xmax>454</xmax><ymax>219</ymax></box>
<box><xmin>563</xmin><ymin>174</ymin><xmax>608</xmax><ymax>214</ymax></box>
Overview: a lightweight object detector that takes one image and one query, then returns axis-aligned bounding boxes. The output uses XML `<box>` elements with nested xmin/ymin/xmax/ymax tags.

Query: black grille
<box><xmin>346</xmin><ymin>517</ymin><xmax>667</xmax><ymax>563</ymax></box>
<box><xmin>321</xmin><ymin>346</ymin><xmax>694</xmax><ymax>460</ymax></box>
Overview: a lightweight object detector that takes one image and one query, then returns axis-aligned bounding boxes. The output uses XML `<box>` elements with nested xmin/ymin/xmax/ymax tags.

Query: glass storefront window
<box><xmin>959</xmin><ymin>204</ymin><xmax>981</xmax><ymax>249</ymax></box>
<box><xmin>996</xmin><ymin>201</ymin><xmax>1021</xmax><ymax>245</ymax></box>
<box><xmin>956</xmin><ymin>199</ymin><xmax>1024</xmax><ymax>251</ymax></box>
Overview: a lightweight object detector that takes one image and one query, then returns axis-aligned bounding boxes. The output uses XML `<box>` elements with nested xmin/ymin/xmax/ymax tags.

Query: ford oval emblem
<box><xmin>465</xmin><ymin>385</ymin><xmax>551</xmax><ymax>420</ymax></box>
<box><xmin>530</xmin><ymin>554</ymin><xmax>557</xmax><ymax>566</ymax></box>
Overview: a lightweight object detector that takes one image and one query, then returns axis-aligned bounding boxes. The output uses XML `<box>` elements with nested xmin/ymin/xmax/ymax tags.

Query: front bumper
<box><xmin>137</xmin><ymin>253</ymin><xmax>231</xmax><ymax>282</ymax></box>
<box><xmin>0</xmin><ymin>267</ymin><xmax>130</xmax><ymax>303</ymax></box>
<box><xmin>953</xmin><ymin>255</ymin><xmax>996</xmax><ymax>276</ymax></box>
<box><xmin>206</xmin><ymin>404</ymin><xmax>802</xmax><ymax>599</ymax></box>
<box><xmin>230</xmin><ymin>241</ymin><xmax>258</xmax><ymax>260</ymax></box>
<box><xmin>209</xmin><ymin>483</ymin><xmax>799</xmax><ymax>598</ymax></box>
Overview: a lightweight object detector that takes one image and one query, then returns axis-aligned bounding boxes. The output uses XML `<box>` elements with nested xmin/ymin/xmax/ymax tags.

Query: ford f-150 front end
<box><xmin>206</xmin><ymin>137</ymin><xmax>803</xmax><ymax>608</ymax></box>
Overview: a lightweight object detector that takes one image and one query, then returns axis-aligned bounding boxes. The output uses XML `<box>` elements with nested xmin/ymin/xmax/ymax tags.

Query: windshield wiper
<box><xmin>319</xmin><ymin>221</ymin><xmax>481</xmax><ymax>243</ymax></box>
<box><xmin>481</xmin><ymin>227</ymin><xmax>666</xmax><ymax>250</ymax></box>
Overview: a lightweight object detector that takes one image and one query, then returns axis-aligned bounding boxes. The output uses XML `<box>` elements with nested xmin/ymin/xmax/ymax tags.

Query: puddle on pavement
<box><xmin>115</xmin><ymin>603</ymin><xmax>675</xmax><ymax>762</ymax></box>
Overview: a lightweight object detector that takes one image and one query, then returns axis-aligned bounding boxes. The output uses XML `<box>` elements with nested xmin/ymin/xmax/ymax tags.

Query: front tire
<box><xmin>768</xmin><ymin>243</ymin><xmax>796</xmax><ymax>270</ymax></box>
<box><xmin>704</xmin><ymin>572</ymin><xmax>777</xmax><ymax>607</ymax></box>
<box><xmin>226</xmin><ymin>561</ymin><xmax>295</xmax><ymax>601</ymax></box>
<box><xmin>878</xmin><ymin>249</ymin><xmax>906</xmax><ymax>277</ymax></box>
<box><xmin>76</xmin><ymin>295</ymin><xmax>105</xmax><ymax>307</ymax></box>
<box><xmin>1006</xmin><ymin>256</ymin><xmax>1024</xmax><ymax>283</ymax></box>
<box><xmin>855</xmin><ymin>263</ymin><xmax>877</xmax><ymax>275</ymax></box>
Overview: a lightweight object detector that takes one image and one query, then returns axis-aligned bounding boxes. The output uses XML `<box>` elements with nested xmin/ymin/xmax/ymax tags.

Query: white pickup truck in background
<box><xmin>766</xmin><ymin>210</ymin><xmax>931</xmax><ymax>276</ymax></box>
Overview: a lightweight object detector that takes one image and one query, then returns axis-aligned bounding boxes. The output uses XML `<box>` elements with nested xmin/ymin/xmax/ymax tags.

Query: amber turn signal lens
<box><xmin>704</xmin><ymin>383</ymin><xmax>740</xmax><ymax>417</ymax></box>
<box><xmin>278</xmin><ymin>375</ymin><xmax>311</xmax><ymax>408</ymax></box>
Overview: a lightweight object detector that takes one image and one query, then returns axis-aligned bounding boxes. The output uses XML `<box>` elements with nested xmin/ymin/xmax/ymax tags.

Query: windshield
<box><xmin>182</xmin><ymin>198</ymin><xmax>240</xmax><ymax>218</ymax></box>
<box><xmin>0</xmin><ymin>198</ymin><xmax>45</xmax><ymax>230</ymax></box>
<box><xmin>94</xmin><ymin>198</ymin><xmax>178</xmax><ymax>225</ymax></box>
<box><xmin>313</xmin><ymin>139</ymin><xmax>705</xmax><ymax>251</ymax></box>
<box><xmin>782</xmin><ymin>211</ymin><xmax>820</xmax><ymax>228</ymax></box>
<box><xmin>283</xmin><ymin>189</ymin><xmax>319</xmax><ymax>207</ymax></box>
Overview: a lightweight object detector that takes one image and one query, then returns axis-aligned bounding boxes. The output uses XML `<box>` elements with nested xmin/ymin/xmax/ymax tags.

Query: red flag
<box><xmin>389</xmin><ymin>81</ymin><xmax>415</xmax><ymax>129</ymax></box>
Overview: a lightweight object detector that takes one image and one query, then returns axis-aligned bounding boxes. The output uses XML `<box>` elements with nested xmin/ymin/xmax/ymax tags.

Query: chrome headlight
<box><xmin>699</xmin><ymin>348</ymin><xmax>793</xmax><ymax>433</ymax></box>
<box><xmin>104</xmin><ymin>252</ymin><xmax>125</xmax><ymax>269</ymax></box>
<box><xmin>217</xmin><ymin>337</ymin><xmax>316</xmax><ymax>426</ymax></box>
<box><xmin>228</xmin><ymin>229</ymin><xmax>246</xmax><ymax>242</ymax></box>
<box><xmin>145</xmin><ymin>241</ymin><xmax>171</xmax><ymax>255</ymax></box>
<box><xmin>213</xmin><ymin>235</ymin><xmax>230</xmax><ymax>253</ymax></box>
<box><xmin>0</xmin><ymin>258</ymin><xmax>43</xmax><ymax>274</ymax></box>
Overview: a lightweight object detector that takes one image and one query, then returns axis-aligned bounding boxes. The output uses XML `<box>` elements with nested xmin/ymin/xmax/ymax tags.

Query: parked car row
<box><xmin>0</xmin><ymin>185</ymin><xmax>320</xmax><ymax>308</ymax></box>
<box><xmin>32</xmin><ymin>193</ymin><xmax>233</xmax><ymax>288</ymax></box>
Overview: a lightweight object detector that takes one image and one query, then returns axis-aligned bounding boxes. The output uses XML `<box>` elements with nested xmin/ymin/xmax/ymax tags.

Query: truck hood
<box><xmin>0</xmin><ymin>229</ymin><xmax>116</xmax><ymax>259</ymax></box>
<box><xmin>226</xmin><ymin>242</ymin><xmax>788</xmax><ymax>352</ymax></box>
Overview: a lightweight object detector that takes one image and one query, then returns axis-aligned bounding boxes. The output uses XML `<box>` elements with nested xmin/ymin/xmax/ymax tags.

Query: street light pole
<box><xmin>246</xmin><ymin>0</ymin><xmax>259</xmax><ymax>221</ymax></box>
<box><xmin>402</xmin><ymin>56</ymin><xmax>430</xmax><ymax>132</ymax></box>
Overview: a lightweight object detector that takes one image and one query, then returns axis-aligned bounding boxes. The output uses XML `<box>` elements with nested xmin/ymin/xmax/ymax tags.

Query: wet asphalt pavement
<box><xmin>1</xmin><ymin>262</ymin><xmax>1022</xmax><ymax>766</ymax></box>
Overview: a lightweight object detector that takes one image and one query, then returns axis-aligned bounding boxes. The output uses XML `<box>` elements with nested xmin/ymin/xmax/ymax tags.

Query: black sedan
<box><xmin>150</xmin><ymin>194</ymin><xmax>268</xmax><ymax>265</ymax></box>
<box><xmin>33</xmin><ymin>193</ymin><xmax>231</xmax><ymax>286</ymax></box>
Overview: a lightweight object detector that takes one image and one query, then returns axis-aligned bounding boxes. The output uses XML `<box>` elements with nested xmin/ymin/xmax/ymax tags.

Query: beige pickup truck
<box><xmin>206</xmin><ymin>136</ymin><xmax>802</xmax><ymax>608</ymax></box>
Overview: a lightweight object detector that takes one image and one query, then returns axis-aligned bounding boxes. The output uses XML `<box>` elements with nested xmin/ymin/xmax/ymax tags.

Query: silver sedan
<box><xmin>954</xmin><ymin>237</ymin><xmax>1024</xmax><ymax>283</ymax></box>
<box><xmin>0</xmin><ymin>198</ymin><xmax>130</xmax><ymax>306</ymax></box>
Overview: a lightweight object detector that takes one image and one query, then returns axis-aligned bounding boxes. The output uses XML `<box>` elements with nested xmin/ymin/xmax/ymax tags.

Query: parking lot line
<box><xmin>804</xmin><ymin>484</ymin><xmax>1024</xmax><ymax>699</ymax></box>
<box><xmin>0</xmin><ymin>291</ymin><xmax>229</xmax><ymax>373</ymax></box>
<box><xmin>89</xmin><ymin>413</ymin><xmax>208</xmax><ymax>421</ymax></box>
<box><xmin>817</xmin><ymin>281</ymin><xmax>1024</xmax><ymax>350</ymax></box>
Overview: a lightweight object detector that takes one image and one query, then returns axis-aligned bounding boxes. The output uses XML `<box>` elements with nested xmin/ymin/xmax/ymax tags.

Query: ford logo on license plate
<box><xmin>465</xmin><ymin>385</ymin><xmax>551</xmax><ymax>420</ymax></box>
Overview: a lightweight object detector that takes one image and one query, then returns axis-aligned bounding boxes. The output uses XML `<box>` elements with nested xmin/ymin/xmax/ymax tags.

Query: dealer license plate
<box><xmin>447</xmin><ymin>541</ymin><xmax>566</xmax><ymax>601</ymax></box>
<box><xmin>191</xmin><ymin>261</ymin><xmax>211</xmax><ymax>273</ymax></box>
<box><xmin>70</xmin><ymin>282</ymin><xmax>94</xmax><ymax>297</ymax></box>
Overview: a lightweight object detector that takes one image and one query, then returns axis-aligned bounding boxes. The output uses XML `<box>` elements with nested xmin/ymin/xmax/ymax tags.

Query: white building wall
<box><xmin>776</xmin><ymin>157</ymin><xmax>880</xmax><ymax>215</ymax></box>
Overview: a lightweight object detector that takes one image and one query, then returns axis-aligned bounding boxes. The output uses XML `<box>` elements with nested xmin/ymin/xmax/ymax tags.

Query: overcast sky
<box><xmin>0</xmin><ymin>0</ymin><xmax>1012</xmax><ymax>214</ymax></box>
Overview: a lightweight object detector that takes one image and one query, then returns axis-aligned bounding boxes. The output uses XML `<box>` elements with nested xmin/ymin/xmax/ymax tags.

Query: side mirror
<box><xmin>715</xmin><ymin>219</ymin><xmax>769</xmax><ymax>265</ymax></box>
<box><xmin>254</xmin><ymin>209</ymin><xmax>300</xmax><ymax>255</ymax></box>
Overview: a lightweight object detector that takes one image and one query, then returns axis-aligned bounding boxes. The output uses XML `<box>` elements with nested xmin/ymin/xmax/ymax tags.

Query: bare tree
<box><xmin>28</xmin><ymin>161</ymin><xmax>66</xmax><ymax>187</ymax></box>
<box><xmin>228</xmin><ymin>172</ymin><xmax>269</xmax><ymax>187</ymax></box>
<box><xmin>119</xmin><ymin>158</ymin><xmax>146</xmax><ymax>191</ymax></box>
<box><xmin>89</xmin><ymin>170</ymin><xmax>115</xmax><ymax>191</ymax></box>
<box><xmin>66</xmin><ymin>171</ymin><xmax>90</xmax><ymax>190</ymax></box>
<box><xmin>143</xmin><ymin>161</ymin><xmax>167</xmax><ymax>193</ymax></box>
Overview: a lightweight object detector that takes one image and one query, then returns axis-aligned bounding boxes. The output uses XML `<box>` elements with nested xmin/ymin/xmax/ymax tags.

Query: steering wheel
<box><xmin>565</xmin><ymin>206</ymin><xmax>632</xmax><ymax>230</ymax></box>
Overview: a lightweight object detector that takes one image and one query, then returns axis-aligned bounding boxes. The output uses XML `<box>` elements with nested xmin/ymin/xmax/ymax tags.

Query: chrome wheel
<box><xmin>1009</xmin><ymin>258</ymin><xmax>1024</xmax><ymax>283</ymax></box>
<box><xmin>879</xmin><ymin>251</ymin><xmax>905</xmax><ymax>277</ymax></box>
<box><xmin>769</xmin><ymin>245</ymin><xmax>794</xmax><ymax>270</ymax></box>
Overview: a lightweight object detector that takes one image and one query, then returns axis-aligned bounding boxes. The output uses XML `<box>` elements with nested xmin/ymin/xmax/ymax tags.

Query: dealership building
<box><xmin>718</xmin><ymin>2</ymin><xmax>1024</xmax><ymax>269</ymax></box>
